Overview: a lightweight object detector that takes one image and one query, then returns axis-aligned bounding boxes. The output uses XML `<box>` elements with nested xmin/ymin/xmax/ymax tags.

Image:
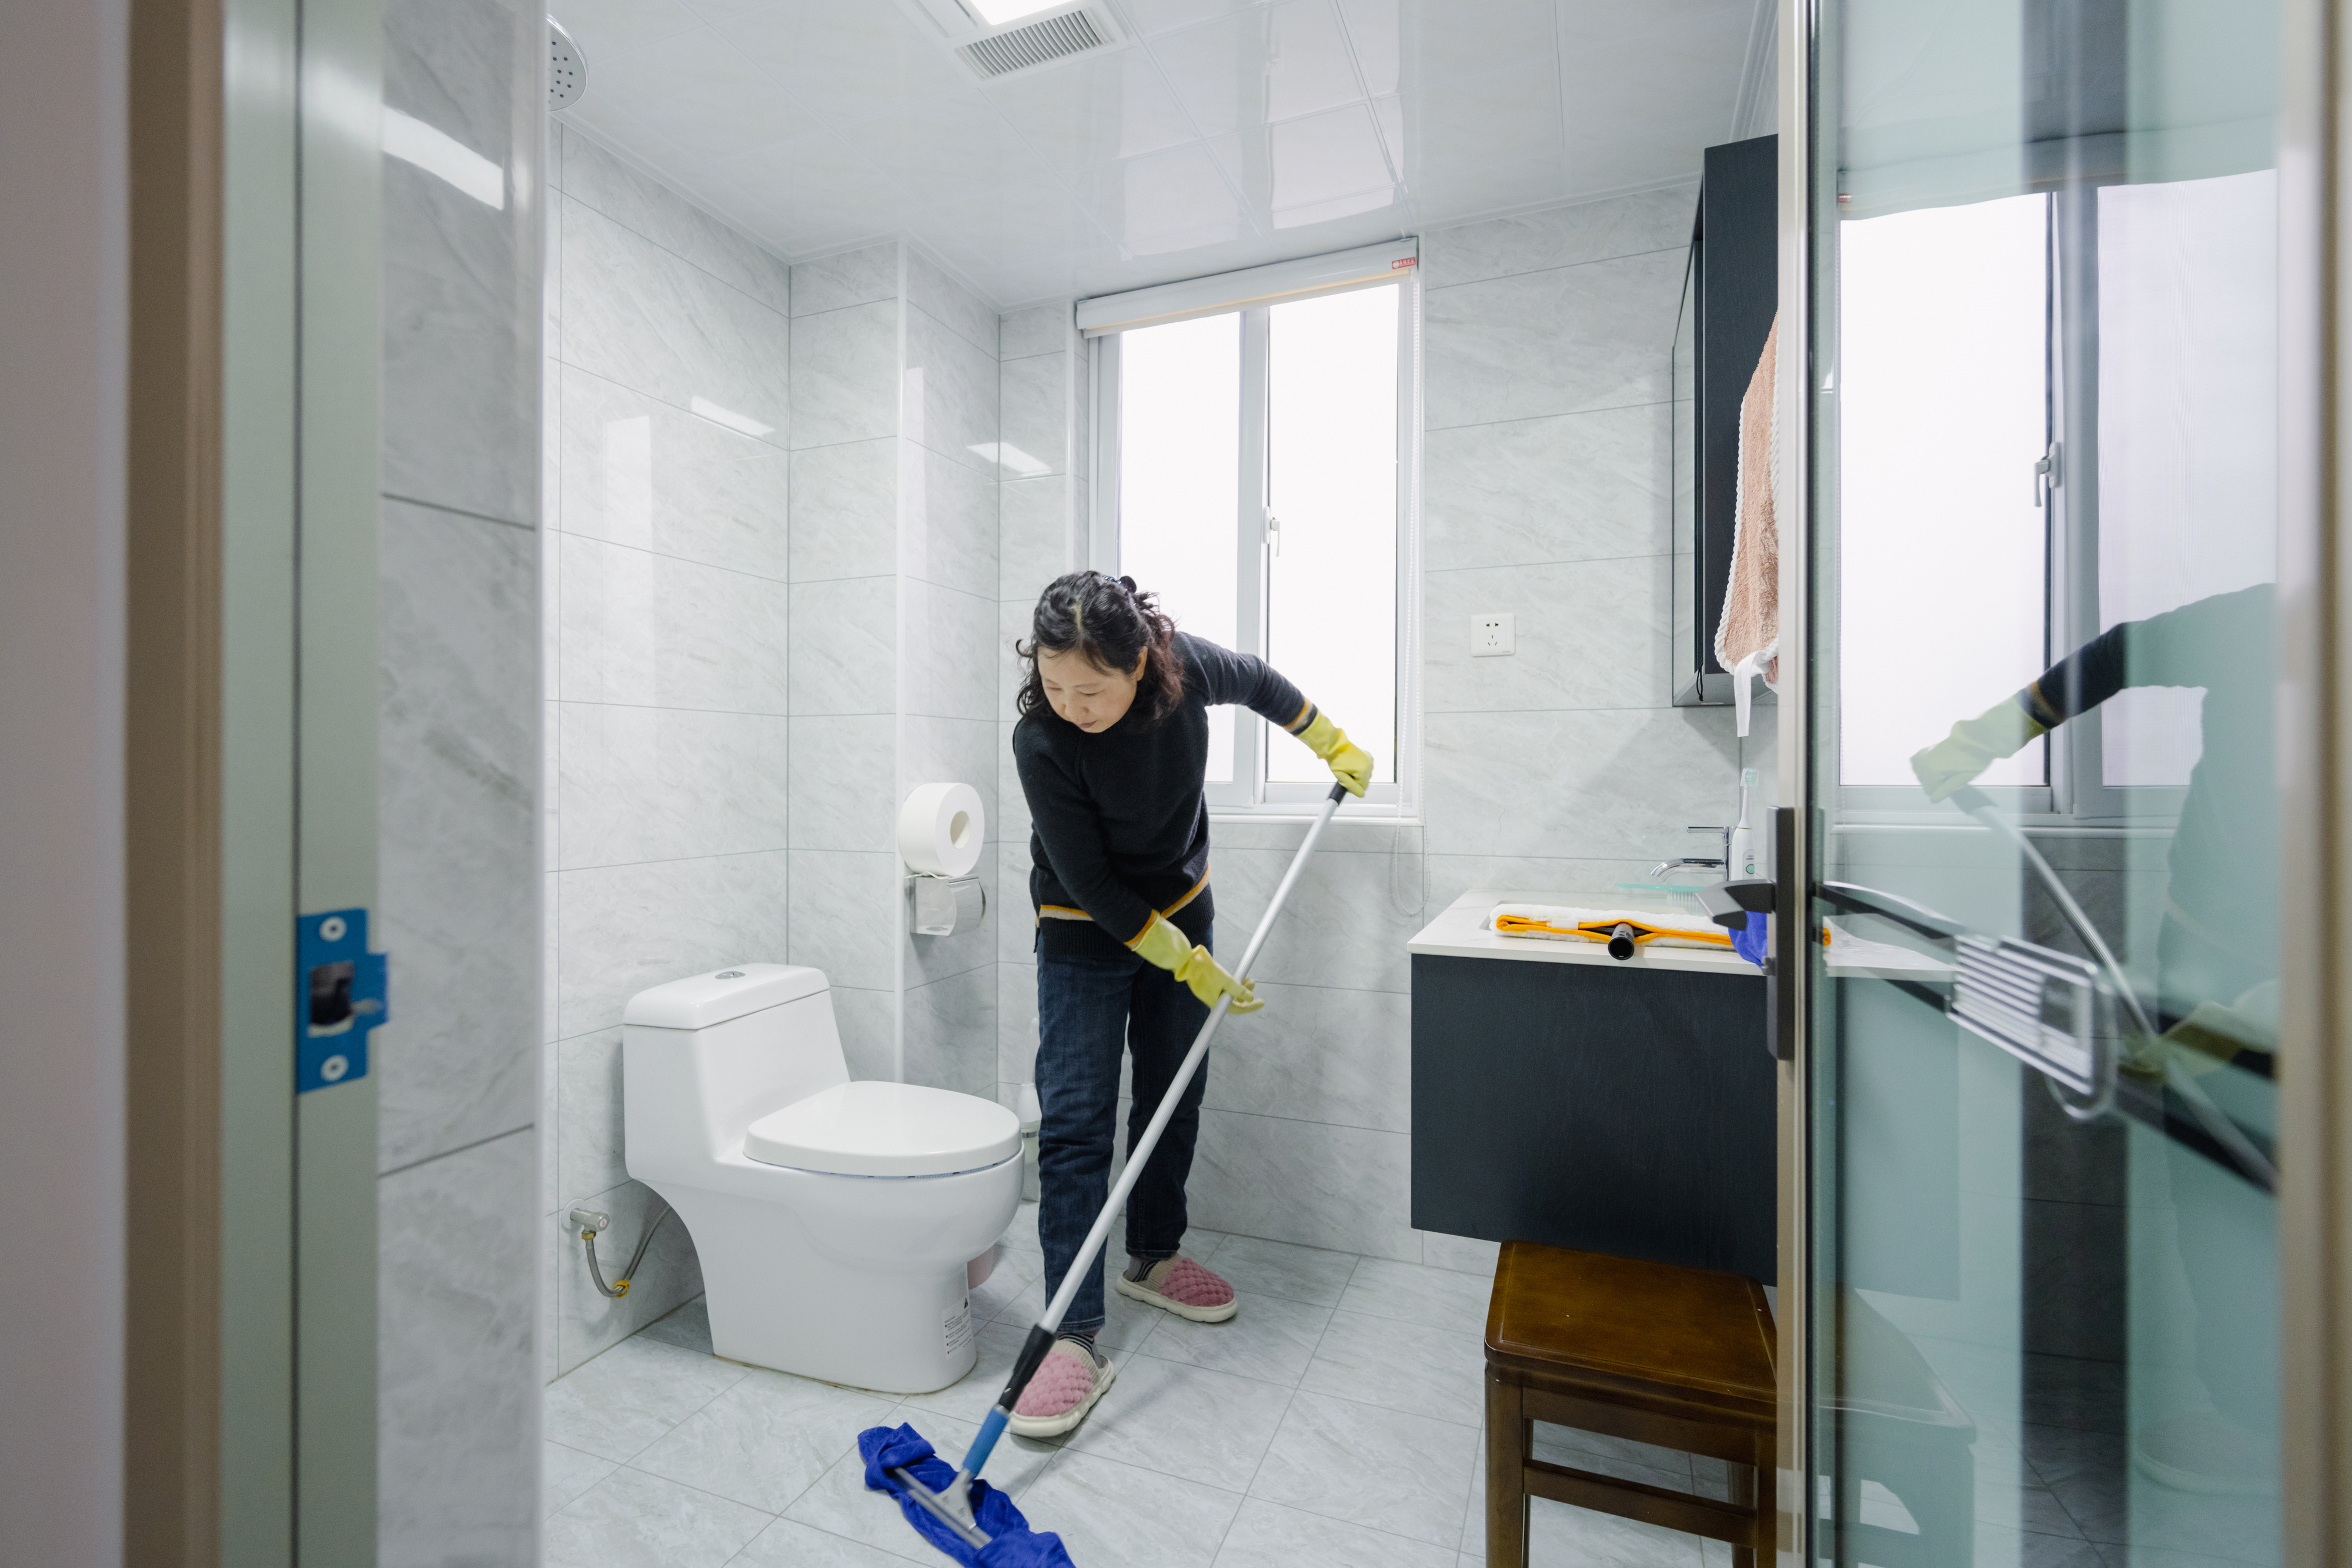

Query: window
<box><xmin>1837</xmin><ymin>195</ymin><xmax>2052</xmax><ymax>795</ymax></box>
<box><xmin>1087</xmin><ymin>245</ymin><xmax>1418</xmax><ymax>812</ymax></box>
<box><xmin>1832</xmin><ymin>173</ymin><xmax>2277</xmax><ymax>821</ymax></box>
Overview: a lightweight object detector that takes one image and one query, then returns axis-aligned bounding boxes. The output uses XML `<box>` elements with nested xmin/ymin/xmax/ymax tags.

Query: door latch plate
<box><xmin>297</xmin><ymin>908</ymin><xmax>389</xmax><ymax>1092</ymax></box>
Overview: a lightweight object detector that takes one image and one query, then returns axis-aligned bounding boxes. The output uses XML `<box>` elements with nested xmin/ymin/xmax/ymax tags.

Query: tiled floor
<box><xmin>540</xmin><ymin>1203</ymin><xmax>1736</xmax><ymax>1568</ymax></box>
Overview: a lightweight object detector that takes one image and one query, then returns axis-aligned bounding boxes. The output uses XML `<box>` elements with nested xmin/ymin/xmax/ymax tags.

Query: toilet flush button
<box><xmin>716</xmin><ymin>970</ymin><xmax>744</xmax><ymax>979</ymax></box>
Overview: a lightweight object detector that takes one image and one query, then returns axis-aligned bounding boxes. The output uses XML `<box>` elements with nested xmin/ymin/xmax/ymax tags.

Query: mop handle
<box><xmin>964</xmin><ymin>783</ymin><xmax>1349</xmax><ymax>1478</ymax></box>
<box><xmin>1035</xmin><ymin>780</ymin><xmax>1346</xmax><ymax>1335</ymax></box>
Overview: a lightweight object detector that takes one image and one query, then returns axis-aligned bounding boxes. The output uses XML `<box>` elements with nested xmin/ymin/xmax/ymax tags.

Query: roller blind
<box><xmin>1075</xmin><ymin>238</ymin><xmax>1419</xmax><ymax>337</ymax></box>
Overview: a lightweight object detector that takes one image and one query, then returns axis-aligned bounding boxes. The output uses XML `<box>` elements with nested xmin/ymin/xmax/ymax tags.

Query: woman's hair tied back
<box><xmin>1016</xmin><ymin>570</ymin><xmax>1182</xmax><ymax>724</ymax></box>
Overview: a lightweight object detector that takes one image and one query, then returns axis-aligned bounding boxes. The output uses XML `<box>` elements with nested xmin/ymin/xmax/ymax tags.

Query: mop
<box><xmin>864</xmin><ymin>781</ymin><xmax>1355</xmax><ymax>1563</ymax></box>
<box><xmin>1946</xmin><ymin>785</ymin><xmax>2277</xmax><ymax>1186</ymax></box>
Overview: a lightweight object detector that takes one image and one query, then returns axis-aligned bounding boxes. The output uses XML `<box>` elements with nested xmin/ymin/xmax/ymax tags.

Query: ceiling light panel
<box><xmin>964</xmin><ymin>0</ymin><xmax>1066</xmax><ymax>22</ymax></box>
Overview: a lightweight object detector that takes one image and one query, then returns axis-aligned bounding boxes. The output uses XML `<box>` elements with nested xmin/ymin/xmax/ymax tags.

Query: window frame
<box><xmin>1088</xmin><ymin>269</ymin><xmax>1422</xmax><ymax>820</ymax></box>
<box><xmin>1830</xmin><ymin>189</ymin><xmax>2193</xmax><ymax>828</ymax></box>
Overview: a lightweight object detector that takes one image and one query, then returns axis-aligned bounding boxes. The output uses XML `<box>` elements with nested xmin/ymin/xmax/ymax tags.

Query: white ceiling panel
<box><xmin>1394</xmin><ymin>0</ymin><xmax>1558</xmax><ymax>86</ymax></box>
<box><xmin>563</xmin><ymin>26</ymin><xmax>821</xmax><ymax>163</ymax></box>
<box><xmin>1269</xmin><ymin>105</ymin><xmax>1395</xmax><ymax>215</ymax></box>
<box><xmin>844</xmin><ymin>90</ymin><xmax>1037</xmax><ymax>190</ymax></box>
<box><xmin>980</xmin><ymin>48</ymin><xmax>1198</xmax><ymax>171</ymax></box>
<box><xmin>1077</xmin><ymin>141</ymin><xmax>1248</xmax><ymax>256</ymax></box>
<box><xmin>547</xmin><ymin>0</ymin><xmax>1755</xmax><ymax>306</ymax></box>
<box><xmin>909</xmin><ymin>176</ymin><xmax>1107</xmax><ymax>250</ymax></box>
<box><xmin>1120</xmin><ymin>0</ymin><xmax>1274</xmax><ymax>38</ymax></box>
<box><xmin>1401</xmin><ymin>56</ymin><xmax>1564</xmax><ymax>156</ymax></box>
<box><xmin>711</xmin><ymin>0</ymin><xmax>975</xmax><ymax>124</ymax></box>
<box><xmin>1147</xmin><ymin>0</ymin><xmax>1363</xmax><ymax>138</ymax></box>
<box><xmin>550</xmin><ymin>0</ymin><xmax>701</xmax><ymax>49</ymax></box>
<box><xmin>1335</xmin><ymin>0</ymin><xmax>1398</xmax><ymax>95</ymax></box>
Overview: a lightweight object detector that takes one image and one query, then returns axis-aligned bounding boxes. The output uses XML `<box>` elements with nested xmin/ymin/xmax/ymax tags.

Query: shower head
<box><xmin>549</xmin><ymin>16</ymin><xmax>586</xmax><ymax>112</ymax></box>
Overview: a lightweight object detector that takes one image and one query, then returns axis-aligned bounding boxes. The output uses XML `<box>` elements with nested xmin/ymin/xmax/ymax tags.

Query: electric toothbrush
<box><xmin>1729</xmin><ymin>768</ymin><xmax>1758</xmax><ymax>879</ymax></box>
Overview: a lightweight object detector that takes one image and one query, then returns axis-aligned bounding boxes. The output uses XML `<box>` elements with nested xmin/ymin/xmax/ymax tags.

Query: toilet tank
<box><xmin>621</xmin><ymin>965</ymin><xmax>850</xmax><ymax>1181</ymax></box>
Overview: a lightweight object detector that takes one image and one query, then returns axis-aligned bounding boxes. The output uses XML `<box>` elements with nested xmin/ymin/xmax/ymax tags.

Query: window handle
<box><xmin>1266</xmin><ymin>512</ymin><xmax>1281</xmax><ymax>556</ymax></box>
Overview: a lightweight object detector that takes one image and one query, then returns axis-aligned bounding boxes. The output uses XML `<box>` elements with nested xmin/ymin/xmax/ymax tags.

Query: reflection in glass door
<box><xmin>1798</xmin><ymin>0</ymin><xmax>2285</xmax><ymax>1562</ymax></box>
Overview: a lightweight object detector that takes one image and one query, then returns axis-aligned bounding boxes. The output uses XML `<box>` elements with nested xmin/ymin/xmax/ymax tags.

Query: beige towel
<box><xmin>1713</xmin><ymin>315</ymin><xmax>1779</xmax><ymax>687</ymax></box>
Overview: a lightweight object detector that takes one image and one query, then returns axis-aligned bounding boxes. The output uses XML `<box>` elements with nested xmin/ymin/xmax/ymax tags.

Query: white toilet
<box><xmin>622</xmin><ymin>964</ymin><xmax>1023</xmax><ymax>1393</ymax></box>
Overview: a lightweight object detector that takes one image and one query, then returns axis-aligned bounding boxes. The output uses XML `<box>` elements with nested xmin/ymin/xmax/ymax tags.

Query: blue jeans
<box><xmin>1033</xmin><ymin>927</ymin><xmax>1213</xmax><ymax>1336</ymax></box>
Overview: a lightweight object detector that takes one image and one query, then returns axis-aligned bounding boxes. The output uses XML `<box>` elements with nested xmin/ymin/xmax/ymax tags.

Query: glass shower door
<box><xmin>1799</xmin><ymin>0</ymin><xmax>2286</xmax><ymax>1562</ymax></box>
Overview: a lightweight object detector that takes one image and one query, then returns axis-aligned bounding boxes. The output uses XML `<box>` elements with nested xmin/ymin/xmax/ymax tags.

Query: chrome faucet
<box><xmin>1649</xmin><ymin>826</ymin><xmax>1730</xmax><ymax>881</ymax></box>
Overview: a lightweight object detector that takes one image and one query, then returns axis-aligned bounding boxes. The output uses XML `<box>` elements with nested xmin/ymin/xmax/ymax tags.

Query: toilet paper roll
<box><xmin>898</xmin><ymin>782</ymin><xmax>985</xmax><ymax>877</ymax></box>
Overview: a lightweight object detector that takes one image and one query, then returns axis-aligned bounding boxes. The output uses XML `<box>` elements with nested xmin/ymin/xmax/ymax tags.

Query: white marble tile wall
<box><xmin>785</xmin><ymin>240</ymin><xmax>901</xmax><ymax>1081</ymax></box>
<box><xmin>376</xmin><ymin>0</ymin><xmax>544</xmax><ymax>1559</ymax></box>
<box><xmin>900</xmin><ymin>247</ymin><xmax>1003</xmax><ymax>1101</ymax></box>
<box><xmin>993</xmin><ymin>303</ymin><xmax>1087</xmax><ymax>1115</ymax></box>
<box><xmin>989</xmin><ymin>188</ymin><xmax>1733</xmax><ymax>1273</ymax></box>
<box><xmin>544</xmin><ymin>123</ymin><xmax>793</xmax><ymax>1378</ymax></box>
<box><xmin>782</xmin><ymin>239</ymin><xmax>1006</xmax><ymax>1097</ymax></box>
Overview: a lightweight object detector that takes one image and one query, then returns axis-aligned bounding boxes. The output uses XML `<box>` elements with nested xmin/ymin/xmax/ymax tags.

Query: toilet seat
<box><xmin>744</xmin><ymin>1081</ymin><xmax>1020</xmax><ymax>1178</ymax></box>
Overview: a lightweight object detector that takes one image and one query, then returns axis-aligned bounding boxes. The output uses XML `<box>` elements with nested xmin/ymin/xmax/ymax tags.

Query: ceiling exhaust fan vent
<box><xmin>956</xmin><ymin>7</ymin><xmax>1118</xmax><ymax>79</ymax></box>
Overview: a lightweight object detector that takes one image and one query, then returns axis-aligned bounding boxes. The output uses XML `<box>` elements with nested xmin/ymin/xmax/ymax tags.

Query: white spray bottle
<box><xmin>1729</xmin><ymin>768</ymin><xmax>1759</xmax><ymax>880</ymax></box>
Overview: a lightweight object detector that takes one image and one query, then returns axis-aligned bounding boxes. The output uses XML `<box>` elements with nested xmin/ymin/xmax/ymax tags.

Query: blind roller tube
<box><xmin>1076</xmin><ymin>238</ymin><xmax>1419</xmax><ymax>337</ymax></box>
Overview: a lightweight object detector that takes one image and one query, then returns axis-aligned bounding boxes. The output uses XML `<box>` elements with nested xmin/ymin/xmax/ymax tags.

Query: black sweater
<box><xmin>1014</xmin><ymin>633</ymin><xmax>1316</xmax><ymax>959</ymax></box>
<box><xmin>2013</xmin><ymin>583</ymin><xmax>2277</xmax><ymax>971</ymax></box>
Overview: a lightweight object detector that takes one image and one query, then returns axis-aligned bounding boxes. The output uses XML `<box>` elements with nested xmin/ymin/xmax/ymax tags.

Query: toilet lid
<box><xmin>743</xmin><ymin>1081</ymin><xmax>1022</xmax><ymax>1178</ymax></box>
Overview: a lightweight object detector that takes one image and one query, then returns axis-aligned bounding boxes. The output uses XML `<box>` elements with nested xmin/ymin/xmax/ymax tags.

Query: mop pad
<box><xmin>858</xmin><ymin>1424</ymin><xmax>1075</xmax><ymax>1567</ymax></box>
<box><xmin>1490</xmin><ymin>904</ymin><xmax>1732</xmax><ymax>951</ymax></box>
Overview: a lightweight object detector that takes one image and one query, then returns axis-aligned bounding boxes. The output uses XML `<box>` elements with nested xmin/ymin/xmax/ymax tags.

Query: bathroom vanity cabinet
<box><xmin>1407</xmin><ymin>891</ymin><xmax>1773</xmax><ymax>1280</ymax></box>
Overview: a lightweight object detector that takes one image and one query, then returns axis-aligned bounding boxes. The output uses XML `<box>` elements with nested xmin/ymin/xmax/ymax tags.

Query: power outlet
<box><xmin>1471</xmin><ymin>612</ymin><xmax>1515</xmax><ymax>657</ymax></box>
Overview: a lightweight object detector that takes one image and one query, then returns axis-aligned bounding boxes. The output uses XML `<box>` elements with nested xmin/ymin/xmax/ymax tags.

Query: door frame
<box><xmin>1773</xmin><ymin>0</ymin><xmax>2352</xmax><ymax>1559</ymax></box>
<box><xmin>123</xmin><ymin>0</ymin><xmax>386</xmax><ymax>1556</ymax></box>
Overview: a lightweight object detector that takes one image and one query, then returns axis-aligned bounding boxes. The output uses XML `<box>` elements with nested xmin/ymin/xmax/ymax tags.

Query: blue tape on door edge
<box><xmin>296</xmin><ymin>908</ymin><xmax>389</xmax><ymax>1093</ymax></box>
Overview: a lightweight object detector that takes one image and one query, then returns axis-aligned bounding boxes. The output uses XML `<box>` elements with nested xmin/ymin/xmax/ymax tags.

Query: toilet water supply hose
<box><xmin>572</xmin><ymin>1203</ymin><xmax>670</xmax><ymax>1299</ymax></box>
<box><xmin>894</xmin><ymin>781</ymin><xmax>1354</xmax><ymax>1547</ymax></box>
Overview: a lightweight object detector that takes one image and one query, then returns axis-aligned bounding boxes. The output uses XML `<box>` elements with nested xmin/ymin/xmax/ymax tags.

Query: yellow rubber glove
<box><xmin>1132</xmin><ymin>914</ymin><xmax>1262</xmax><ymax>1014</ymax></box>
<box><xmin>1909</xmin><ymin>698</ymin><xmax>2047</xmax><ymax>802</ymax></box>
<box><xmin>1298</xmin><ymin>710</ymin><xmax>1374</xmax><ymax>797</ymax></box>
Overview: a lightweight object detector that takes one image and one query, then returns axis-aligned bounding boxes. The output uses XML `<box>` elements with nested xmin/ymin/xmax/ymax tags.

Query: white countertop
<box><xmin>1406</xmin><ymin>891</ymin><xmax>1959</xmax><ymax>982</ymax></box>
<box><xmin>1407</xmin><ymin>890</ymin><xmax>1761</xmax><ymax>977</ymax></box>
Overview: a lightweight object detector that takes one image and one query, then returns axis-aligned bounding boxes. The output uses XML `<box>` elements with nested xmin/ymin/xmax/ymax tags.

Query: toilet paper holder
<box><xmin>909</xmin><ymin>874</ymin><xmax>986</xmax><ymax>938</ymax></box>
<box><xmin>899</xmin><ymin>782</ymin><xmax>988</xmax><ymax>937</ymax></box>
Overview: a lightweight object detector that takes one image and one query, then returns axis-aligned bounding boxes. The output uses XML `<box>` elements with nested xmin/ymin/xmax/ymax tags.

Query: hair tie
<box><xmin>1117</xmin><ymin>575</ymin><xmax>1137</xmax><ymax>595</ymax></box>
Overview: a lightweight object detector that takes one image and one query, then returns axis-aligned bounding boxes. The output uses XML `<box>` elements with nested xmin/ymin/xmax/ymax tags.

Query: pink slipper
<box><xmin>1114</xmin><ymin>1254</ymin><xmax>1238</xmax><ymax>1323</ymax></box>
<box><xmin>1005</xmin><ymin>1338</ymin><xmax>1116</xmax><ymax>1439</ymax></box>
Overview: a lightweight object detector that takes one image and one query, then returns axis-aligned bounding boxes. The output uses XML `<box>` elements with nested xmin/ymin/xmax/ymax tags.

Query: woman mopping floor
<box><xmin>1004</xmin><ymin>570</ymin><xmax>1371</xmax><ymax>1437</ymax></box>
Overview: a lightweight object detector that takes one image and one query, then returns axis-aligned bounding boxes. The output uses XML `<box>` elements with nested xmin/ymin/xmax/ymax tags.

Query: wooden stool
<box><xmin>1484</xmin><ymin>1241</ymin><xmax>1776</xmax><ymax>1567</ymax></box>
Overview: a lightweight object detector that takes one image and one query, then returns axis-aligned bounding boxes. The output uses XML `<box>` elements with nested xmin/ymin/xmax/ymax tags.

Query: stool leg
<box><xmin>1727</xmin><ymin>1459</ymin><xmax>1758</xmax><ymax>1568</ymax></box>
<box><xmin>1484</xmin><ymin>1367</ymin><xmax>1528</xmax><ymax>1568</ymax></box>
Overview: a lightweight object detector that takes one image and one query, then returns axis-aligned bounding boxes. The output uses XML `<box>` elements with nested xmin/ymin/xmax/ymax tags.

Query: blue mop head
<box><xmin>858</xmin><ymin>1424</ymin><xmax>1075</xmax><ymax>1567</ymax></box>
